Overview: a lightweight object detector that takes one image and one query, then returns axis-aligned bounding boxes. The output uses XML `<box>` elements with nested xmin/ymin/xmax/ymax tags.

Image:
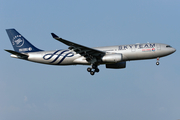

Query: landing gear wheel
<box><xmin>95</xmin><ymin>68</ymin><xmax>100</xmax><ymax>72</ymax></box>
<box><xmin>90</xmin><ymin>71</ymin><xmax>95</xmax><ymax>75</ymax></box>
<box><xmin>92</xmin><ymin>64</ymin><xmax>97</xmax><ymax>69</ymax></box>
<box><xmin>156</xmin><ymin>62</ymin><xmax>160</xmax><ymax>65</ymax></box>
<box><xmin>156</xmin><ymin>57</ymin><xmax>160</xmax><ymax>65</ymax></box>
<box><xmin>87</xmin><ymin>67</ymin><xmax>92</xmax><ymax>72</ymax></box>
<box><xmin>87</xmin><ymin>64</ymin><xmax>99</xmax><ymax>75</ymax></box>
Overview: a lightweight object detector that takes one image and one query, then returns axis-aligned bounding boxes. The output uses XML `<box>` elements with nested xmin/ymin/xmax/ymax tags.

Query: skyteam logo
<box><xmin>12</xmin><ymin>35</ymin><xmax>24</xmax><ymax>47</ymax></box>
<box><xmin>43</xmin><ymin>50</ymin><xmax>74</xmax><ymax>64</ymax></box>
<box><xmin>152</xmin><ymin>48</ymin><xmax>155</xmax><ymax>51</ymax></box>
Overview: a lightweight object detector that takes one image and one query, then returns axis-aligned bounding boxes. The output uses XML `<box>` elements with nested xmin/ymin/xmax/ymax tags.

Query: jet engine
<box><xmin>106</xmin><ymin>61</ymin><xmax>126</xmax><ymax>69</ymax></box>
<box><xmin>101</xmin><ymin>53</ymin><xmax>122</xmax><ymax>63</ymax></box>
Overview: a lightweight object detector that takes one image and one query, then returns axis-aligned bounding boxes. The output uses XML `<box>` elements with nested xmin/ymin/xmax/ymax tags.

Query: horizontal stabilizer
<box><xmin>5</xmin><ymin>49</ymin><xmax>28</xmax><ymax>59</ymax></box>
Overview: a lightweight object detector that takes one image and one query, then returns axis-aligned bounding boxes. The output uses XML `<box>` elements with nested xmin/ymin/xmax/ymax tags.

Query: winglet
<box><xmin>51</xmin><ymin>33</ymin><xmax>59</xmax><ymax>39</ymax></box>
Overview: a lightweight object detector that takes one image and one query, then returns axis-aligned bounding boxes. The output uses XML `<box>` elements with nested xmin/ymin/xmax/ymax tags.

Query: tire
<box><xmin>87</xmin><ymin>67</ymin><xmax>92</xmax><ymax>72</ymax></box>
<box><xmin>90</xmin><ymin>71</ymin><xmax>95</xmax><ymax>75</ymax></box>
<box><xmin>156</xmin><ymin>62</ymin><xmax>160</xmax><ymax>65</ymax></box>
<box><xmin>95</xmin><ymin>68</ymin><xmax>99</xmax><ymax>72</ymax></box>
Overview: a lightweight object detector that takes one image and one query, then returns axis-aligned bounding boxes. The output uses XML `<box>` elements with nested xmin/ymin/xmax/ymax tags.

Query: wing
<box><xmin>51</xmin><ymin>33</ymin><xmax>105</xmax><ymax>63</ymax></box>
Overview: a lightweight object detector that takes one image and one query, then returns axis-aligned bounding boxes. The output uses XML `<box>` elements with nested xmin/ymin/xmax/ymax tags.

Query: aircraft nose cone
<box><xmin>171</xmin><ymin>48</ymin><xmax>176</xmax><ymax>54</ymax></box>
<box><xmin>173</xmin><ymin>48</ymin><xmax>176</xmax><ymax>53</ymax></box>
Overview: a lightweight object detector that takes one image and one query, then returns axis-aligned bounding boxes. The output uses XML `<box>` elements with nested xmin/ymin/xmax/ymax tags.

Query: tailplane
<box><xmin>6</xmin><ymin>29</ymin><xmax>43</xmax><ymax>53</ymax></box>
<box><xmin>5</xmin><ymin>49</ymin><xmax>28</xmax><ymax>59</ymax></box>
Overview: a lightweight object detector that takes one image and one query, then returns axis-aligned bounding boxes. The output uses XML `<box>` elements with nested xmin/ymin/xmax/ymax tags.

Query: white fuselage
<box><xmin>6</xmin><ymin>29</ymin><xmax>176</xmax><ymax>75</ymax></box>
<box><xmin>18</xmin><ymin>43</ymin><xmax>175</xmax><ymax>66</ymax></box>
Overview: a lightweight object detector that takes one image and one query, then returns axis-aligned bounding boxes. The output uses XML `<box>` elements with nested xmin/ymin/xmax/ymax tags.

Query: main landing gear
<box><xmin>87</xmin><ymin>64</ymin><xmax>100</xmax><ymax>75</ymax></box>
<box><xmin>156</xmin><ymin>57</ymin><xmax>160</xmax><ymax>65</ymax></box>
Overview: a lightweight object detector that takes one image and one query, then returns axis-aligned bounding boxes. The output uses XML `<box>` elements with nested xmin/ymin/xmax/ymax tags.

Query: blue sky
<box><xmin>0</xmin><ymin>0</ymin><xmax>180</xmax><ymax>120</ymax></box>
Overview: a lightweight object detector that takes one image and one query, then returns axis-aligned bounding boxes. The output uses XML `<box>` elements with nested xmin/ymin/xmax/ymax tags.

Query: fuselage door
<box><xmin>157</xmin><ymin>44</ymin><xmax>161</xmax><ymax>50</ymax></box>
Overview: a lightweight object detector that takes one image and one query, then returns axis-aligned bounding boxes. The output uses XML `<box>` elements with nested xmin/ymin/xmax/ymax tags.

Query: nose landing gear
<box><xmin>156</xmin><ymin>57</ymin><xmax>160</xmax><ymax>65</ymax></box>
<box><xmin>87</xmin><ymin>64</ymin><xmax>100</xmax><ymax>75</ymax></box>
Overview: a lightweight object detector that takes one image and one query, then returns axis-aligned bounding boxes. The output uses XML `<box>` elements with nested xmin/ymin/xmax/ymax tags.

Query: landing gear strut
<box><xmin>87</xmin><ymin>64</ymin><xmax>100</xmax><ymax>75</ymax></box>
<box><xmin>156</xmin><ymin>57</ymin><xmax>160</xmax><ymax>65</ymax></box>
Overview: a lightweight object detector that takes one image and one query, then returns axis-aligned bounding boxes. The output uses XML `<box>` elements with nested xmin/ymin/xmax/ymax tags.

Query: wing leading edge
<box><xmin>51</xmin><ymin>33</ymin><xmax>105</xmax><ymax>63</ymax></box>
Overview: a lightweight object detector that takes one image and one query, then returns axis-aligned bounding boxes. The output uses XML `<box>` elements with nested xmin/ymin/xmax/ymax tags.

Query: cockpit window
<box><xmin>166</xmin><ymin>45</ymin><xmax>172</xmax><ymax>48</ymax></box>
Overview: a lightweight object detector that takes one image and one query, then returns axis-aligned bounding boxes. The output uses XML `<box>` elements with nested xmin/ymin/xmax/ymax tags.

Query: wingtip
<box><xmin>4</xmin><ymin>49</ymin><xmax>8</xmax><ymax>52</ymax></box>
<box><xmin>51</xmin><ymin>33</ymin><xmax>59</xmax><ymax>39</ymax></box>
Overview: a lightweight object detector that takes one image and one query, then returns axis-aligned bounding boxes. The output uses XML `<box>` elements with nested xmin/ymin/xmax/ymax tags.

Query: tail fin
<box><xmin>6</xmin><ymin>29</ymin><xmax>43</xmax><ymax>53</ymax></box>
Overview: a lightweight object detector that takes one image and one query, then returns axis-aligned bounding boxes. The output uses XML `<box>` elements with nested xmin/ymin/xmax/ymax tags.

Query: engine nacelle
<box><xmin>106</xmin><ymin>61</ymin><xmax>126</xmax><ymax>69</ymax></box>
<box><xmin>102</xmin><ymin>53</ymin><xmax>122</xmax><ymax>63</ymax></box>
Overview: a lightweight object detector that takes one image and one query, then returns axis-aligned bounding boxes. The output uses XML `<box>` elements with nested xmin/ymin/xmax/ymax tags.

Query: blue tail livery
<box><xmin>6</xmin><ymin>29</ymin><xmax>43</xmax><ymax>53</ymax></box>
<box><xmin>5</xmin><ymin>28</ymin><xmax>176</xmax><ymax>75</ymax></box>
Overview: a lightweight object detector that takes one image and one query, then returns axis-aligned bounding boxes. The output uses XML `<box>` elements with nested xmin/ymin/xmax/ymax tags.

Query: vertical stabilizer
<box><xmin>6</xmin><ymin>29</ymin><xmax>43</xmax><ymax>53</ymax></box>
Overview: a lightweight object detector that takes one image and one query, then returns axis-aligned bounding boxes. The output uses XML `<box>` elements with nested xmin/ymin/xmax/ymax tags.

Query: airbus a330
<box><xmin>5</xmin><ymin>29</ymin><xmax>176</xmax><ymax>75</ymax></box>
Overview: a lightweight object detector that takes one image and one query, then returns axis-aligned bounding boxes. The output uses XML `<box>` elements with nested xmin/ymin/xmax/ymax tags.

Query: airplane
<box><xmin>5</xmin><ymin>29</ymin><xmax>176</xmax><ymax>75</ymax></box>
